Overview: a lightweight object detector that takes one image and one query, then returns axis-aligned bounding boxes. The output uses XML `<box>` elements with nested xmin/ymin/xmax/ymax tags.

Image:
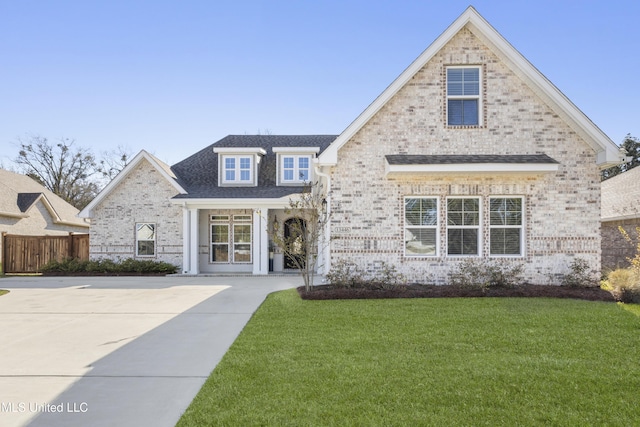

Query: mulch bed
<box><xmin>298</xmin><ymin>284</ymin><xmax>616</xmax><ymax>302</ymax></box>
<box><xmin>41</xmin><ymin>272</ymin><xmax>168</xmax><ymax>276</ymax></box>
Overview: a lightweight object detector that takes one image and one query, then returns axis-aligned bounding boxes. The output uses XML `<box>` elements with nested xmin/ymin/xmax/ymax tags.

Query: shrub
<box><xmin>367</xmin><ymin>261</ymin><xmax>407</xmax><ymax>290</ymax></box>
<box><xmin>325</xmin><ymin>260</ymin><xmax>366</xmax><ymax>289</ymax></box>
<box><xmin>449</xmin><ymin>259</ymin><xmax>524</xmax><ymax>290</ymax></box>
<box><xmin>602</xmin><ymin>268</ymin><xmax>640</xmax><ymax>303</ymax></box>
<box><xmin>40</xmin><ymin>258</ymin><xmax>178</xmax><ymax>275</ymax></box>
<box><xmin>561</xmin><ymin>258</ymin><xmax>599</xmax><ymax>288</ymax></box>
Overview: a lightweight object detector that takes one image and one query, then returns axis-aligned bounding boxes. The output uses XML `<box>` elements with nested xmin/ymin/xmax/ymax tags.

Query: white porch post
<box><xmin>252</xmin><ymin>208</ymin><xmax>268</xmax><ymax>275</ymax></box>
<box><xmin>182</xmin><ymin>207</ymin><xmax>190</xmax><ymax>274</ymax></box>
<box><xmin>188</xmin><ymin>208</ymin><xmax>199</xmax><ymax>274</ymax></box>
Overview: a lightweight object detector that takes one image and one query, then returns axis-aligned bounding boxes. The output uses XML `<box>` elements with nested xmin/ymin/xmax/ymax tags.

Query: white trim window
<box><xmin>211</xmin><ymin>222</ymin><xmax>230</xmax><ymax>263</ymax></box>
<box><xmin>222</xmin><ymin>155</ymin><xmax>253</xmax><ymax>184</ymax></box>
<box><xmin>447</xmin><ymin>197</ymin><xmax>481</xmax><ymax>256</ymax></box>
<box><xmin>447</xmin><ymin>66</ymin><xmax>481</xmax><ymax>126</ymax></box>
<box><xmin>404</xmin><ymin>197</ymin><xmax>438</xmax><ymax>256</ymax></box>
<box><xmin>210</xmin><ymin>215</ymin><xmax>252</xmax><ymax>263</ymax></box>
<box><xmin>489</xmin><ymin>197</ymin><xmax>524</xmax><ymax>256</ymax></box>
<box><xmin>136</xmin><ymin>223</ymin><xmax>156</xmax><ymax>257</ymax></box>
<box><xmin>281</xmin><ymin>155</ymin><xmax>312</xmax><ymax>184</ymax></box>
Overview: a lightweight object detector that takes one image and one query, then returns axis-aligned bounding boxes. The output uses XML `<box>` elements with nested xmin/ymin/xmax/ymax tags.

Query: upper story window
<box><xmin>447</xmin><ymin>66</ymin><xmax>481</xmax><ymax>126</ymax></box>
<box><xmin>273</xmin><ymin>147</ymin><xmax>319</xmax><ymax>186</ymax></box>
<box><xmin>223</xmin><ymin>156</ymin><xmax>253</xmax><ymax>183</ymax></box>
<box><xmin>282</xmin><ymin>155</ymin><xmax>311</xmax><ymax>183</ymax></box>
<box><xmin>213</xmin><ymin>147</ymin><xmax>266</xmax><ymax>187</ymax></box>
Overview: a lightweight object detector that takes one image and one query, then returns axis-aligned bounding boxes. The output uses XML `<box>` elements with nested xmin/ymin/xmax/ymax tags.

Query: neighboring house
<box><xmin>601</xmin><ymin>166</ymin><xmax>640</xmax><ymax>271</ymax></box>
<box><xmin>80</xmin><ymin>7</ymin><xmax>622</xmax><ymax>283</ymax></box>
<box><xmin>0</xmin><ymin>168</ymin><xmax>90</xmax><ymax>260</ymax></box>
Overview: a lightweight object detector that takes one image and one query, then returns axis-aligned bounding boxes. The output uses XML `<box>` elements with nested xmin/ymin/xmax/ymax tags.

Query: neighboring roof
<box><xmin>601</xmin><ymin>166</ymin><xmax>640</xmax><ymax>221</ymax></box>
<box><xmin>385</xmin><ymin>154</ymin><xmax>559</xmax><ymax>165</ymax></box>
<box><xmin>79</xmin><ymin>150</ymin><xmax>187</xmax><ymax>218</ymax></box>
<box><xmin>171</xmin><ymin>135</ymin><xmax>337</xmax><ymax>200</ymax></box>
<box><xmin>319</xmin><ymin>6</ymin><xmax>621</xmax><ymax>167</ymax></box>
<box><xmin>0</xmin><ymin>169</ymin><xmax>88</xmax><ymax>228</ymax></box>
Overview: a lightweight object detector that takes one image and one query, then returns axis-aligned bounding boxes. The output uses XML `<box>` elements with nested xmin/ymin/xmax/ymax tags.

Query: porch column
<box><xmin>252</xmin><ymin>208</ymin><xmax>268</xmax><ymax>275</ymax></box>
<box><xmin>183</xmin><ymin>207</ymin><xmax>199</xmax><ymax>274</ymax></box>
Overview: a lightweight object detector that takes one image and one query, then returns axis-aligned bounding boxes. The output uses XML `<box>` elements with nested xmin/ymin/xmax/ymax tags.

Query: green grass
<box><xmin>178</xmin><ymin>291</ymin><xmax>640</xmax><ymax>426</ymax></box>
<box><xmin>0</xmin><ymin>290</ymin><xmax>7</xmax><ymax>297</ymax></box>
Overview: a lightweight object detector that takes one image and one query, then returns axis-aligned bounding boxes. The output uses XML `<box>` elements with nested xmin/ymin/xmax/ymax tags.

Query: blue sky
<box><xmin>1</xmin><ymin>0</ymin><xmax>638</xmax><ymax>167</ymax></box>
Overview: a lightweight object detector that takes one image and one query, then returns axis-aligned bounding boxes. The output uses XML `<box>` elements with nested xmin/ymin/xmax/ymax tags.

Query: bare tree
<box><xmin>98</xmin><ymin>145</ymin><xmax>133</xmax><ymax>183</ymax></box>
<box><xmin>14</xmin><ymin>135</ymin><xmax>99</xmax><ymax>210</ymax></box>
<box><xmin>269</xmin><ymin>182</ymin><xmax>330</xmax><ymax>291</ymax></box>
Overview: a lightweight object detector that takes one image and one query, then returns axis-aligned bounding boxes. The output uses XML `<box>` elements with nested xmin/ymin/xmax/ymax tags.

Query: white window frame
<box><xmin>279</xmin><ymin>154</ymin><xmax>313</xmax><ymax>184</ymax></box>
<box><xmin>232</xmin><ymin>222</ymin><xmax>252</xmax><ymax>263</ymax></box>
<box><xmin>210</xmin><ymin>220</ymin><xmax>230</xmax><ymax>263</ymax></box>
<box><xmin>135</xmin><ymin>222</ymin><xmax>156</xmax><ymax>257</ymax></box>
<box><xmin>221</xmin><ymin>155</ymin><xmax>254</xmax><ymax>185</ymax></box>
<box><xmin>446</xmin><ymin>196</ymin><xmax>481</xmax><ymax>257</ymax></box>
<box><xmin>489</xmin><ymin>196</ymin><xmax>525</xmax><ymax>257</ymax></box>
<box><xmin>404</xmin><ymin>197</ymin><xmax>439</xmax><ymax>257</ymax></box>
<box><xmin>446</xmin><ymin>65</ymin><xmax>482</xmax><ymax>127</ymax></box>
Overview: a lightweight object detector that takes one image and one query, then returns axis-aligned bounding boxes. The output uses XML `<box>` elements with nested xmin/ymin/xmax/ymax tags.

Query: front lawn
<box><xmin>178</xmin><ymin>290</ymin><xmax>640</xmax><ymax>426</ymax></box>
<box><xmin>0</xmin><ymin>290</ymin><xmax>8</xmax><ymax>297</ymax></box>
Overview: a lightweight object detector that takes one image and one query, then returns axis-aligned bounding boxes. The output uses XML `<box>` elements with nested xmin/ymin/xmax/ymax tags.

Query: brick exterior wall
<box><xmin>601</xmin><ymin>219</ymin><xmax>640</xmax><ymax>272</ymax></box>
<box><xmin>329</xmin><ymin>28</ymin><xmax>602</xmax><ymax>285</ymax></box>
<box><xmin>89</xmin><ymin>158</ymin><xmax>183</xmax><ymax>266</ymax></box>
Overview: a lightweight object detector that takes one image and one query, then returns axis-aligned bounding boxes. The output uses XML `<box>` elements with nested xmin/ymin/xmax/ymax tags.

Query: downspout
<box><xmin>314</xmin><ymin>162</ymin><xmax>331</xmax><ymax>275</ymax></box>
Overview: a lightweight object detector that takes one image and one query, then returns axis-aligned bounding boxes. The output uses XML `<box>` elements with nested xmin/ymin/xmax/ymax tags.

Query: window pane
<box><xmin>234</xmin><ymin>244</ymin><xmax>251</xmax><ymax>262</ymax></box>
<box><xmin>137</xmin><ymin>223</ymin><xmax>155</xmax><ymax>240</ymax></box>
<box><xmin>463</xmin><ymin>100</ymin><xmax>479</xmax><ymax>125</ymax></box>
<box><xmin>283</xmin><ymin>157</ymin><xmax>294</xmax><ymax>168</ymax></box>
<box><xmin>225</xmin><ymin>158</ymin><xmax>235</xmax><ymax>168</ymax></box>
<box><xmin>490</xmin><ymin>228</ymin><xmax>521</xmax><ymax>255</ymax></box>
<box><xmin>405</xmin><ymin>198</ymin><xmax>437</xmax><ymax>226</ymax></box>
<box><xmin>240</xmin><ymin>170</ymin><xmax>250</xmax><ymax>181</ymax></box>
<box><xmin>211</xmin><ymin>225</ymin><xmax>228</xmax><ymax>243</ymax></box>
<box><xmin>284</xmin><ymin>170</ymin><xmax>293</xmax><ymax>181</ymax></box>
<box><xmin>137</xmin><ymin>241</ymin><xmax>155</xmax><ymax>256</ymax></box>
<box><xmin>234</xmin><ymin>225</ymin><xmax>251</xmax><ymax>243</ymax></box>
<box><xmin>240</xmin><ymin>158</ymin><xmax>250</xmax><ymax>169</ymax></box>
<box><xmin>448</xmin><ymin>100</ymin><xmax>463</xmax><ymax>125</ymax></box>
<box><xmin>490</xmin><ymin>198</ymin><xmax>522</xmax><ymax>226</ymax></box>
<box><xmin>225</xmin><ymin>170</ymin><xmax>235</xmax><ymax>181</ymax></box>
<box><xmin>406</xmin><ymin>228</ymin><xmax>436</xmax><ymax>256</ymax></box>
<box><xmin>448</xmin><ymin>229</ymin><xmax>478</xmax><ymax>255</ymax></box>
<box><xmin>448</xmin><ymin>212</ymin><xmax>463</xmax><ymax>226</ymax></box>
<box><xmin>212</xmin><ymin>244</ymin><xmax>229</xmax><ymax>262</ymax></box>
<box><xmin>298</xmin><ymin>157</ymin><xmax>309</xmax><ymax>168</ymax></box>
<box><xmin>299</xmin><ymin>169</ymin><xmax>309</xmax><ymax>181</ymax></box>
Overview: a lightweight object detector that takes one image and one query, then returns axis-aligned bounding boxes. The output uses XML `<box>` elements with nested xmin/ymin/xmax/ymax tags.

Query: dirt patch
<box><xmin>298</xmin><ymin>284</ymin><xmax>615</xmax><ymax>302</ymax></box>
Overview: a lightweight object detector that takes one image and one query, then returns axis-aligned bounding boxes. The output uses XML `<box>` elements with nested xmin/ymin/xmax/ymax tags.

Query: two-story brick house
<box><xmin>80</xmin><ymin>7</ymin><xmax>622</xmax><ymax>282</ymax></box>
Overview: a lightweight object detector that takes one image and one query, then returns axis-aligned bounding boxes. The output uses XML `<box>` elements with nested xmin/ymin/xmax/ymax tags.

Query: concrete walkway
<box><xmin>0</xmin><ymin>275</ymin><xmax>302</xmax><ymax>427</ymax></box>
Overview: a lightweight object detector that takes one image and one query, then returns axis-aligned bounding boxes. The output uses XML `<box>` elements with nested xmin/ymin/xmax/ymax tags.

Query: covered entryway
<box><xmin>283</xmin><ymin>217</ymin><xmax>306</xmax><ymax>269</ymax></box>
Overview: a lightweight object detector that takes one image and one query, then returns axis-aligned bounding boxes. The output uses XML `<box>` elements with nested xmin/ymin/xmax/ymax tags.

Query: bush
<box><xmin>325</xmin><ymin>260</ymin><xmax>406</xmax><ymax>290</ymax></box>
<box><xmin>602</xmin><ymin>268</ymin><xmax>640</xmax><ymax>303</ymax></box>
<box><xmin>449</xmin><ymin>259</ymin><xmax>524</xmax><ymax>290</ymax></box>
<box><xmin>40</xmin><ymin>258</ymin><xmax>178</xmax><ymax>275</ymax></box>
<box><xmin>561</xmin><ymin>258</ymin><xmax>599</xmax><ymax>288</ymax></box>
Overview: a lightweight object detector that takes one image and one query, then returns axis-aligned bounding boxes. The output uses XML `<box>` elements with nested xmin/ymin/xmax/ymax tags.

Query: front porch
<box><xmin>180</xmin><ymin>206</ymin><xmax>324</xmax><ymax>275</ymax></box>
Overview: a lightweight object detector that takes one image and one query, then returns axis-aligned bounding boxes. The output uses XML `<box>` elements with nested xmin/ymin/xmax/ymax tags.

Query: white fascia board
<box><xmin>170</xmin><ymin>196</ymin><xmax>301</xmax><ymax>210</ymax></box>
<box><xmin>272</xmin><ymin>147</ymin><xmax>320</xmax><ymax>154</ymax></box>
<box><xmin>602</xmin><ymin>213</ymin><xmax>640</xmax><ymax>222</ymax></box>
<box><xmin>79</xmin><ymin>150</ymin><xmax>186</xmax><ymax>218</ymax></box>
<box><xmin>385</xmin><ymin>162</ymin><xmax>559</xmax><ymax>176</ymax></box>
<box><xmin>0</xmin><ymin>211</ymin><xmax>28</xmax><ymax>219</ymax></box>
<box><xmin>213</xmin><ymin>147</ymin><xmax>267</xmax><ymax>155</ymax></box>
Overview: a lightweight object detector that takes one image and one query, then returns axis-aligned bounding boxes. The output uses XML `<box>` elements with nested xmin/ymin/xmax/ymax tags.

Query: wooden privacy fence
<box><xmin>2</xmin><ymin>233</ymin><xmax>89</xmax><ymax>273</ymax></box>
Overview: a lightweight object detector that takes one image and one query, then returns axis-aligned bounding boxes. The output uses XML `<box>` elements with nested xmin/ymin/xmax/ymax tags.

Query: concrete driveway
<box><xmin>0</xmin><ymin>275</ymin><xmax>302</xmax><ymax>427</ymax></box>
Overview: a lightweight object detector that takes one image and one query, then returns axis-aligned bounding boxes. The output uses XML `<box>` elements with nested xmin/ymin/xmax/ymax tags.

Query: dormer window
<box><xmin>273</xmin><ymin>147</ymin><xmax>319</xmax><ymax>186</ymax></box>
<box><xmin>223</xmin><ymin>156</ymin><xmax>252</xmax><ymax>183</ymax></box>
<box><xmin>213</xmin><ymin>147</ymin><xmax>266</xmax><ymax>187</ymax></box>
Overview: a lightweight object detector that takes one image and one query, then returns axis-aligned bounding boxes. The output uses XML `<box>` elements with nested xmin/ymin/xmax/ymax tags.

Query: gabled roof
<box><xmin>0</xmin><ymin>169</ymin><xmax>88</xmax><ymax>227</ymax></box>
<box><xmin>319</xmin><ymin>6</ymin><xmax>621</xmax><ymax>167</ymax></box>
<box><xmin>171</xmin><ymin>135</ymin><xmax>336</xmax><ymax>200</ymax></box>
<box><xmin>79</xmin><ymin>150</ymin><xmax>186</xmax><ymax>218</ymax></box>
<box><xmin>601</xmin><ymin>167</ymin><xmax>640</xmax><ymax>221</ymax></box>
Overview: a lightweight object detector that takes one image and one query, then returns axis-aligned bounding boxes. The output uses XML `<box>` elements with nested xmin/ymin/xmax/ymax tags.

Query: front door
<box><xmin>284</xmin><ymin>218</ymin><xmax>306</xmax><ymax>269</ymax></box>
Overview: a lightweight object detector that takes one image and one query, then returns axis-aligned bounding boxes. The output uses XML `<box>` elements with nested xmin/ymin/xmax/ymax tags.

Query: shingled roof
<box><xmin>171</xmin><ymin>135</ymin><xmax>337</xmax><ymax>199</ymax></box>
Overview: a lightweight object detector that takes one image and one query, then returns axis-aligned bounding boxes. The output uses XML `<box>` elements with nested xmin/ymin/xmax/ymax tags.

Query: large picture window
<box><xmin>447</xmin><ymin>198</ymin><xmax>480</xmax><ymax>255</ymax></box>
<box><xmin>489</xmin><ymin>197</ymin><xmax>523</xmax><ymax>256</ymax></box>
<box><xmin>136</xmin><ymin>223</ymin><xmax>156</xmax><ymax>257</ymax></box>
<box><xmin>447</xmin><ymin>67</ymin><xmax>481</xmax><ymax>126</ymax></box>
<box><xmin>404</xmin><ymin>197</ymin><xmax>438</xmax><ymax>256</ymax></box>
